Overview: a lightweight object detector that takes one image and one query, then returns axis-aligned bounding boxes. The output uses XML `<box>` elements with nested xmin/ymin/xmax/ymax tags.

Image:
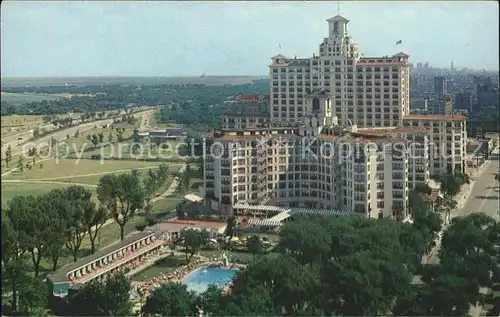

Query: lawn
<box><xmin>2</xmin><ymin>158</ymin><xmax>173</xmax><ymax>181</ymax></box>
<box><xmin>1</xmin><ymin>158</ymin><xmax>183</xmax><ymax>207</ymax></box>
<box><xmin>152</xmin><ymin>193</ymin><xmax>184</xmax><ymax>213</ymax></box>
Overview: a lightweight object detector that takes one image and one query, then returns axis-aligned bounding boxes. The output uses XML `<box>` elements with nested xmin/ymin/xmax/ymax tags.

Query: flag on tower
<box><xmin>396</xmin><ymin>40</ymin><xmax>402</xmax><ymax>45</ymax></box>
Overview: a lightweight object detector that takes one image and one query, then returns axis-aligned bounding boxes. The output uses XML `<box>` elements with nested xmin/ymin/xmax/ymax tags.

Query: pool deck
<box><xmin>132</xmin><ymin>258</ymin><xmax>245</xmax><ymax>298</ymax></box>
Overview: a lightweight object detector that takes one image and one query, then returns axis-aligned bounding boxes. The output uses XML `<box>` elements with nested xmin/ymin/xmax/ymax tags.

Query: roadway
<box><xmin>426</xmin><ymin>149</ymin><xmax>500</xmax><ymax>265</ymax></box>
<box><xmin>422</xmin><ymin>149</ymin><xmax>499</xmax><ymax>317</ymax></box>
<box><xmin>1</xmin><ymin>108</ymin><xmax>155</xmax><ymax>158</ymax></box>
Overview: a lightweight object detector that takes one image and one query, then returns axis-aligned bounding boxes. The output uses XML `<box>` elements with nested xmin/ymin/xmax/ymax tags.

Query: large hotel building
<box><xmin>269</xmin><ymin>15</ymin><xmax>410</xmax><ymax>127</ymax></box>
<box><xmin>204</xmin><ymin>15</ymin><xmax>467</xmax><ymax>221</ymax></box>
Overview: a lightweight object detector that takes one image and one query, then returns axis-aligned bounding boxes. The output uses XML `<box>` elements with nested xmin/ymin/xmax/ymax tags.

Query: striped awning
<box><xmin>290</xmin><ymin>208</ymin><xmax>353</xmax><ymax>216</ymax></box>
<box><xmin>233</xmin><ymin>203</ymin><xmax>290</xmax><ymax>213</ymax></box>
<box><xmin>269</xmin><ymin>211</ymin><xmax>292</xmax><ymax>222</ymax></box>
<box><xmin>247</xmin><ymin>218</ymin><xmax>282</xmax><ymax>227</ymax></box>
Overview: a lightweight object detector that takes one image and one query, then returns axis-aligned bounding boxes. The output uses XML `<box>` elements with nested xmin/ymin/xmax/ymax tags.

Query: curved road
<box><xmin>423</xmin><ymin>149</ymin><xmax>499</xmax><ymax>317</ymax></box>
<box><xmin>1</xmin><ymin>108</ymin><xmax>155</xmax><ymax>159</ymax></box>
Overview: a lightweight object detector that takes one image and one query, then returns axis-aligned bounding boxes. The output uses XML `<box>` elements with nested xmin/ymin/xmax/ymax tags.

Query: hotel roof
<box><xmin>358</xmin><ymin>127</ymin><xmax>429</xmax><ymax>134</ymax></box>
<box><xmin>326</xmin><ymin>15</ymin><xmax>349</xmax><ymax>22</ymax></box>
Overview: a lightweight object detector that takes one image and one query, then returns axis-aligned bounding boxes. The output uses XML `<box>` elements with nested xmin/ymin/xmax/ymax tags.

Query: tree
<box><xmin>33</xmin><ymin>126</ymin><xmax>40</xmax><ymax>137</ymax></box>
<box><xmin>61</xmin><ymin>186</ymin><xmax>94</xmax><ymax>262</ymax></box>
<box><xmin>84</xmin><ymin>205</ymin><xmax>108</xmax><ymax>254</ymax></box>
<box><xmin>132</xmin><ymin>128</ymin><xmax>140</xmax><ymax>143</ymax></box>
<box><xmin>97</xmin><ymin>171</ymin><xmax>145</xmax><ymax>240</ymax></box>
<box><xmin>18</xmin><ymin>276</ymin><xmax>48</xmax><ymax>314</ymax></box>
<box><xmin>98</xmin><ymin>132</ymin><xmax>104</xmax><ymax>143</ymax></box>
<box><xmin>222</xmin><ymin>284</ymin><xmax>278</xmax><ymax>316</ymax></box>
<box><xmin>440</xmin><ymin>173</ymin><xmax>461</xmax><ymax>198</ymax></box>
<box><xmin>180</xmin><ymin>171</ymin><xmax>191</xmax><ymax>194</ymax></box>
<box><xmin>108</xmin><ymin>132</ymin><xmax>113</xmax><ymax>143</ymax></box>
<box><xmin>74</xmin><ymin>129</ymin><xmax>80</xmax><ymax>138</ymax></box>
<box><xmin>231</xmin><ymin>255</ymin><xmax>320</xmax><ymax>315</ymax></box>
<box><xmin>7</xmin><ymin>195</ymin><xmax>55</xmax><ymax>277</ymax></box>
<box><xmin>5</xmin><ymin>144</ymin><xmax>12</xmax><ymax>167</ymax></box>
<box><xmin>415</xmin><ymin>183</ymin><xmax>432</xmax><ymax>195</ymax></box>
<box><xmin>279</xmin><ymin>217</ymin><xmax>332</xmax><ymax>264</ymax></box>
<box><xmin>246</xmin><ymin>235</ymin><xmax>263</xmax><ymax>260</ymax></box>
<box><xmin>91</xmin><ymin>134</ymin><xmax>99</xmax><ymax>147</ymax></box>
<box><xmin>2</xmin><ymin>214</ymin><xmax>26</xmax><ymax>311</ymax></box>
<box><xmin>67</xmin><ymin>273</ymin><xmax>133</xmax><ymax>316</ymax></box>
<box><xmin>17</xmin><ymin>156</ymin><xmax>24</xmax><ymax>172</ymax></box>
<box><xmin>226</xmin><ymin>216</ymin><xmax>236</xmax><ymax>238</ymax></box>
<box><xmin>86</xmin><ymin>134</ymin><xmax>91</xmax><ymax>142</ymax></box>
<box><xmin>142</xmin><ymin>282</ymin><xmax>196</xmax><ymax>316</ymax></box>
<box><xmin>117</xmin><ymin>132</ymin><xmax>124</xmax><ymax>142</ymax></box>
<box><xmin>181</xmin><ymin>228</ymin><xmax>209</xmax><ymax>264</ymax></box>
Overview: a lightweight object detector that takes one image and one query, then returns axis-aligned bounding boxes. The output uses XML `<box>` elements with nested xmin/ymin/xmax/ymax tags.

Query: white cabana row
<box><xmin>269</xmin><ymin>211</ymin><xmax>292</xmax><ymax>222</ymax></box>
<box><xmin>290</xmin><ymin>208</ymin><xmax>353</xmax><ymax>217</ymax></box>
<box><xmin>247</xmin><ymin>218</ymin><xmax>283</xmax><ymax>227</ymax></box>
<box><xmin>233</xmin><ymin>203</ymin><xmax>290</xmax><ymax>213</ymax></box>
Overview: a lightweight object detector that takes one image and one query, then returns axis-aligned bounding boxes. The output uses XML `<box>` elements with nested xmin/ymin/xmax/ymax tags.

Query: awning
<box><xmin>247</xmin><ymin>218</ymin><xmax>283</xmax><ymax>227</ymax></box>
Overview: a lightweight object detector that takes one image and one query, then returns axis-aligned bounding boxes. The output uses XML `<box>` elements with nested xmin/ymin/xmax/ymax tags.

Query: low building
<box><xmin>138</xmin><ymin>128</ymin><xmax>185</xmax><ymax>142</ymax></box>
<box><xmin>47</xmin><ymin>232</ymin><xmax>162</xmax><ymax>297</ymax></box>
<box><xmin>152</xmin><ymin>219</ymin><xmax>227</xmax><ymax>241</ymax></box>
<box><xmin>402</xmin><ymin>114</ymin><xmax>467</xmax><ymax>176</ymax></box>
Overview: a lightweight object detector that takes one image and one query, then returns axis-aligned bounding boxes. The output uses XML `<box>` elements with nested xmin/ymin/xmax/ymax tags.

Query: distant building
<box><xmin>411</xmin><ymin>97</ymin><xmax>429</xmax><ymax>112</ymax></box>
<box><xmin>454</xmin><ymin>92</ymin><xmax>474</xmax><ymax>111</ymax></box>
<box><xmin>428</xmin><ymin>95</ymin><xmax>453</xmax><ymax>115</ymax></box>
<box><xmin>433</xmin><ymin>76</ymin><xmax>447</xmax><ymax>99</ymax></box>
<box><xmin>138</xmin><ymin>128</ymin><xmax>185</xmax><ymax>142</ymax></box>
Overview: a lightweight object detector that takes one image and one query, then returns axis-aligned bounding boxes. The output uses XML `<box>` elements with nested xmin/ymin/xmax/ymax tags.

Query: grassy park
<box><xmin>1</xmin><ymin>158</ymin><xmax>183</xmax><ymax>207</ymax></box>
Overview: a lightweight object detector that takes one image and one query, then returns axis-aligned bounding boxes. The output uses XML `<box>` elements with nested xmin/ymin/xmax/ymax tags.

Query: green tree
<box><xmin>97</xmin><ymin>171</ymin><xmax>145</xmax><ymax>240</ymax></box>
<box><xmin>1</xmin><ymin>214</ymin><xmax>26</xmax><ymax>311</ymax></box>
<box><xmin>61</xmin><ymin>186</ymin><xmax>95</xmax><ymax>262</ymax></box>
<box><xmin>33</xmin><ymin>126</ymin><xmax>40</xmax><ymax>137</ymax></box>
<box><xmin>98</xmin><ymin>132</ymin><xmax>104</xmax><ymax>143</ymax></box>
<box><xmin>142</xmin><ymin>282</ymin><xmax>195</xmax><ymax>316</ymax></box>
<box><xmin>84</xmin><ymin>205</ymin><xmax>109</xmax><ymax>254</ymax></box>
<box><xmin>181</xmin><ymin>228</ymin><xmax>209</xmax><ymax>264</ymax></box>
<box><xmin>74</xmin><ymin>129</ymin><xmax>80</xmax><ymax>138</ymax></box>
<box><xmin>7</xmin><ymin>195</ymin><xmax>55</xmax><ymax>277</ymax></box>
<box><xmin>132</xmin><ymin>128</ymin><xmax>140</xmax><ymax>143</ymax></box>
<box><xmin>107</xmin><ymin>132</ymin><xmax>113</xmax><ymax>143</ymax></box>
<box><xmin>67</xmin><ymin>273</ymin><xmax>133</xmax><ymax>316</ymax></box>
<box><xmin>17</xmin><ymin>156</ymin><xmax>24</xmax><ymax>172</ymax></box>
<box><xmin>246</xmin><ymin>235</ymin><xmax>263</xmax><ymax>260</ymax></box>
<box><xmin>91</xmin><ymin>134</ymin><xmax>99</xmax><ymax>147</ymax></box>
<box><xmin>279</xmin><ymin>217</ymin><xmax>332</xmax><ymax>264</ymax></box>
<box><xmin>5</xmin><ymin>144</ymin><xmax>12</xmax><ymax>167</ymax></box>
<box><xmin>222</xmin><ymin>284</ymin><xmax>278</xmax><ymax>316</ymax></box>
<box><xmin>18</xmin><ymin>276</ymin><xmax>48</xmax><ymax>314</ymax></box>
<box><xmin>225</xmin><ymin>216</ymin><xmax>236</xmax><ymax>238</ymax></box>
<box><xmin>440</xmin><ymin>173</ymin><xmax>462</xmax><ymax>198</ymax></box>
<box><xmin>414</xmin><ymin>183</ymin><xmax>432</xmax><ymax>195</ymax></box>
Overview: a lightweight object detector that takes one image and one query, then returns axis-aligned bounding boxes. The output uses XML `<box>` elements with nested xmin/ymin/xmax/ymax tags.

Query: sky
<box><xmin>1</xmin><ymin>1</ymin><xmax>498</xmax><ymax>77</ymax></box>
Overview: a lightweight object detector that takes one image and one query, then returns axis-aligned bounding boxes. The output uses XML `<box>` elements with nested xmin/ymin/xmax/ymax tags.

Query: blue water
<box><xmin>181</xmin><ymin>267</ymin><xmax>237</xmax><ymax>293</ymax></box>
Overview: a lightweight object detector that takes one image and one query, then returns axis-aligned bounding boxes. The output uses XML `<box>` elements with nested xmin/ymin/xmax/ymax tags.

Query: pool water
<box><xmin>182</xmin><ymin>267</ymin><xmax>237</xmax><ymax>293</ymax></box>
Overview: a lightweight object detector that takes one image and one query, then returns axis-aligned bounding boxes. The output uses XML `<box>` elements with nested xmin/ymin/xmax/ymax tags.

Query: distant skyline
<box><xmin>1</xmin><ymin>1</ymin><xmax>498</xmax><ymax>77</ymax></box>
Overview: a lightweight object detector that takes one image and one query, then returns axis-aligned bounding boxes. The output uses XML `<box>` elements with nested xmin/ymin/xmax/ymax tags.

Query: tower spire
<box><xmin>337</xmin><ymin>2</ymin><xmax>340</xmax><ymax>15</ymax></box>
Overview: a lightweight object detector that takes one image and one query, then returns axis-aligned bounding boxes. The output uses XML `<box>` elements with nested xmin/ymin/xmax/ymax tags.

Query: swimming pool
<box><xmin>181</xmin><ymin>266</ymin><xmax>237</xmax><ymax>293</ymax></box>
